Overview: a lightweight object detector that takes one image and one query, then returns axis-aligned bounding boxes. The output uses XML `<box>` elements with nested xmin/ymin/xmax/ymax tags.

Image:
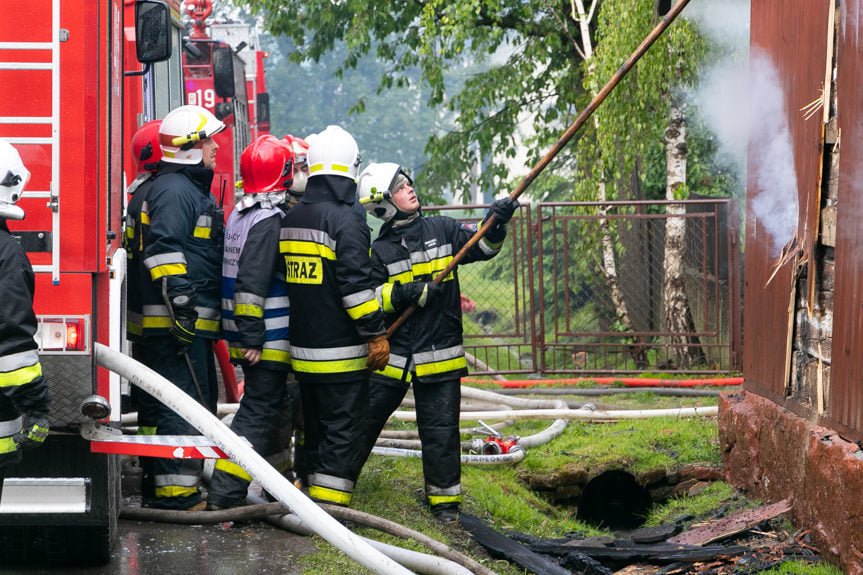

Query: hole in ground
<box><xmin>576</xmin><ymin>469</ymin><xmax>652</xmax><ymax>530</ymax></box>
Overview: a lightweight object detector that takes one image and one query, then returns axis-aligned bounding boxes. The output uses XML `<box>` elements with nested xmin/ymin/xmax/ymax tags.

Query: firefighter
<box><xmin>127</xmin><ymin>105</ymin><xmax>226</xmax><ymax>510</ymax></box>
<box><xmin>356</xmin><ymin>162</ymin><xmax>518</xmax><ymax>522</ymax></box>
<box><xmin>208</xmin><ymin>135</ymin><xmax>298</xmax><ymax>509</ymax></box>
<box><xmin>124</xmin><ymin>120</ymin><xmax>163</xmax><ymax>502</ymax></box>
<box><xmin>280</xmin><ymin>125</ymin><xmax>389</xmax><ymax>506</ymax></box>
<box><xmin>0</xmin><ymin>139</ymin><xmax>51</xmax><ymax>468</ymax></box>
<box><xmin>283</xmin><ymin>134</ymin><xmax>310</xmax><ymax>205</ymax></box>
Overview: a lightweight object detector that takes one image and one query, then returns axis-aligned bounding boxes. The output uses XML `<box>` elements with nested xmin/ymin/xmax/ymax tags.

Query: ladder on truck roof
<box><xmin>0</xmin><ymin>0</ymin><xmax>61</xmax><ymax>283</ymax></box>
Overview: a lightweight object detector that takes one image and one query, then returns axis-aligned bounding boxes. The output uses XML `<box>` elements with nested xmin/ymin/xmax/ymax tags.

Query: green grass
<box><xmin>295</xmin><ymin>387</ymin><xmax>836</xmax><ymax>575</ymax></box>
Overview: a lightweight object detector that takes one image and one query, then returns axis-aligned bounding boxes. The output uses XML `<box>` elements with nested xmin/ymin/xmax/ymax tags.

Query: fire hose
<box><xmin>93</xmin><ymin>343</ymin><xmax>414</xmax><ymax>575</ymax></box>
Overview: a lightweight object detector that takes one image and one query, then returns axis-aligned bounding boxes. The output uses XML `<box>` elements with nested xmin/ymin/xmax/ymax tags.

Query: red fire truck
<box><xmin>182</xmin><ymin>0</ymin><xmax>270</xmax><ymax>209</ymax></box>
<box><xmin>0</xmin><ymin>0</ymin><xmax>220</xmax><ymax>563</ymax></box>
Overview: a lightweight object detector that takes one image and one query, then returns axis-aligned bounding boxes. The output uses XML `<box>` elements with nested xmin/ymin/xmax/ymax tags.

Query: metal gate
<box><xmin>423</xmin><ymin>199</ymin><xmax>741</xmax><ymax>376</ymax></box>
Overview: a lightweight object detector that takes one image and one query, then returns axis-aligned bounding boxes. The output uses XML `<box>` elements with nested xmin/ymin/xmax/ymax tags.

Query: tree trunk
<box><xmin>662</xmin><ymin>97</ymin><xmax>704</xmax><ymax>368</ymax></box>
<box><xmin>573</xmin><ymin>0</ymin><xmax>646</xmax><ymax>368</ymax></box>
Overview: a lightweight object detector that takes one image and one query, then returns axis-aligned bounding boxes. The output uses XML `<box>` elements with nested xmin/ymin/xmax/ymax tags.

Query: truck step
<box><xmin>81</xmin><ymin>421</ymin><xmax>247</xmax><ymax>459</ymax></box>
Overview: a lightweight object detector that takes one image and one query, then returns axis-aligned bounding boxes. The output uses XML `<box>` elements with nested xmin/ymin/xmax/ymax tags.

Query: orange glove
<box><xmin>366</xmin><ymin>335</ymin><xmax>390</xmax><ymax>371</ymax></box>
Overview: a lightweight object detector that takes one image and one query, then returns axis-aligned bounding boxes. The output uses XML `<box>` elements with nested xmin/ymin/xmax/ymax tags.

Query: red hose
<box><xmin>213</xmin><ymin>340</ymin><xmax>244</xmax><ymax>402</ymax></box>
<box><xmin>461</xmin><ymin>376</ymin><xmax>743</xmax><ymax>388</ymax></box>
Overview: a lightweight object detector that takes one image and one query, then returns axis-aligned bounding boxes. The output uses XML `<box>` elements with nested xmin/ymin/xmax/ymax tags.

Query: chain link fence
<box><xmin>422</xmin><ymin>199</ymin><xmax>741</xmax><ymax>376</ymax></box>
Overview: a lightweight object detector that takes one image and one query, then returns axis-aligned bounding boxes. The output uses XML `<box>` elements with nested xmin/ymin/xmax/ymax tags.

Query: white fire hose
<box><xmin>94</xmin><ymin>343</ymin><xmax>414</xmax><ymax>575</ymax></box>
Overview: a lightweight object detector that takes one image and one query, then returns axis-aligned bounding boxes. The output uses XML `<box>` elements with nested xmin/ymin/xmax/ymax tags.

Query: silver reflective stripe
<box><xmin>413</xmin><ymin>345</ymin><xmax>465</xmax><ymax>365</ymax></box>
<box><xmin>411</xmin><ymin>243</ymin><xmax>452</xmax><ymax>263</ymax></box>
<box><xmin>127</xmin><ymin>310</ymin><xmax>143</xmax><ymax>324</ymax></box>
<box><xmin>263</xmin><ymin>340</ymin><xmax>290</xmax><ymax>351</ymax></box>
<box><xmin>262</xmin><ymin>316</ymin><xmax>290</xmax><ymax>330</ymax></box>
<box><xmin>143</xmin><ymin>252</ymin><xmax>186</xmax><ymax>270</ymax></box>
<box><xmin>478</xmin><ymin>237</ymin><xmax>502</xmax><ymax>256</ymax></box>
<box><xmin>154</xmin><ymin>474</ymin><xmax>199</xmax><ymax>487</ymax></box>
<box><xmin>0</xmin><ymin>350</ymin><xmax>39</xmax><ymax>373</ymax></box>
<box><xmin>290</xmin><ymin>344</ymin><xmax>368</xmax><ymax>361</ymax></box>
<box><xmin>235</xmin><ymin>292</ymin><xmax>265</xmax><ymax>308</ymax></box>
<box><xmin>143</xmin><ymin>304</ymin><xmax>170</xmax><ymax>317</ymax></box>
<box><xmin>426</xmin><ymin>482</ymin><xmax>462</xmax><ymax>496</ymax></box>
<box><xmin>195</xmin><ymin>307</ymin><xmax>221</xmax><ymax>321</ymax></box>
<box><xmin>195</xmin><ymin>215</ymin><xmax>212</xmax><ymax>228</ymax></box>
<box><xmin>0</xmin><ymin>416</ymin><xmax>23</xmax><ymax>437</ymax></box>
<box><xmin>342</xmin><ymin>289</ymin><xmax>376</xmax><ymax>308</ymax></box>
<box><xmin>387</xmin><ymin>353</ymin><xmax>409</xmax><ymax>369</ymax></box>
<box><xmin>385</xmin><ymin>259</ymin><xmax>411</xmax><ymax>277</ymax></box>
<box><xmin>280</xmin><ymin>227</ymin><xmax>337</xmax><ymax>252</ymax></box>
<box><xmin>310</xmin><ymin>473</ymin><xmax>354</xmax><ymax>492</ymax></box>
<box><xmin>221</xmin><ymin>298</ymin><xmax>234</xmax><ymax>310</ymax></box>
<box><xmin>264</xmin><ymin>296</ymin><xmax>290</xmax><ymax>308</ymax></box>
<box><xmin>223</xmin><ymin>316</ymin><xmax>291</xmax><ymax>333</ymax></box>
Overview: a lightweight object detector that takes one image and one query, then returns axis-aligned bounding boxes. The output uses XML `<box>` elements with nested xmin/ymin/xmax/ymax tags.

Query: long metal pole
<box><xmin>387</xmin><ymin>0</ymin><xmax>693</xmax><ymax>338</ymax></box>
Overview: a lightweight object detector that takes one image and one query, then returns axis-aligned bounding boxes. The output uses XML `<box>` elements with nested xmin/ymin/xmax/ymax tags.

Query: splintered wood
<box><xmin>667</xmin><ymin>500</ymin><xmax>792</xmax><ymax>546</ymax></box>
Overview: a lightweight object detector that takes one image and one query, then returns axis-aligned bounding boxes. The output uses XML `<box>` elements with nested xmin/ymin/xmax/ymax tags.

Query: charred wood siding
<box><xmin>743</xmin><ymin>0</ymin><xmax>831</xmax><ymax>398</ymax></box>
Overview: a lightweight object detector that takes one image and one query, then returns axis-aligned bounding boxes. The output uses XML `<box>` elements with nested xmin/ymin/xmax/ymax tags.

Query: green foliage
<box><xmin>241</xmin><ymin>0</ymin><xmax>594</xmax><ymax>201</ymax></box>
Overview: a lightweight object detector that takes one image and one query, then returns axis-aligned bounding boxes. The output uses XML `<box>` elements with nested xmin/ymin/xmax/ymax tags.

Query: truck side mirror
<box><xmin>135</xmin><ymin>1</ymin><xmax>172</xmax><ymax>64</ymax></box>
<box><xmin>212</xmin><ymin>47</ymin><xmax>236</xmax><ymax>99</ymax></box>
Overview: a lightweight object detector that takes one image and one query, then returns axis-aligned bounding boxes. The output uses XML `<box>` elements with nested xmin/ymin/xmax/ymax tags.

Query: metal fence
<box><xmin>423</xmin><ymin>199</ymin><xmax>742</xmax><ymax>377</ymax></box>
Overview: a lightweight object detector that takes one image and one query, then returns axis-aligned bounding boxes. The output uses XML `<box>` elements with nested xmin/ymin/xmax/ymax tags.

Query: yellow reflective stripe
<box><xmin>412</xmin><ymin>256</ymin><xmax>454</xmax><ymax>280</ymax></box>
<box><xmin>260</xmin><ymin>349</ymin><xmax>291</xmax><ymax>363</ymax></box>
<box><xmin>481</xmin><ymin>237</ymin><xmax>503</xmax><ymax>250</ymax></box>
<box><xmin>142</xmin><ymin>317</ymin><xmax>172</xmax><ymax>329</ymax></box>
<box><xmin>345</xmin><ymin>298</ymin><xmax>380</xmax><ymax>320</ymax></box>
<box><xmin>141</xmin><ymin>212</ymin><xmax>150</xmax><ymax>225</ymax></box>
<box><xmin>0</xmin><ymin>363</ymin><xmax>42</xmax><ymax>388</ymax></box>
<box><xmin>195</xmin><ymin>318</ymin><xmax>220</xmax><ymax>332</ymax></box>
<box><xmin>374</xmin><ymin>363</ymin><xmax>412</xmax><ymax>382</ymax></box>
<box><xmin>309</xmin><ymin>164</ymin><xmax>323</xmax><ymax>173</ymax></box>
<box><xmin>214</xmin><ymin>459</ymin><xmax>253</xmax><ymax>482</ymax></box>
<box><xmin>0</xmin><ymin>436</ymin><xmax>16</xmax><ymax>454</ymax></box>
<box><xmin>127</xmin><ymin>320</ymin><xmax>143</xmax><ymax>336</ymax></box>
<box><xmin>291</xmin><ymin>357</ymin><xmax>367</xmax><ymax>374</ymax></box>
<box><xmin>308</xmin><ymin>485</ymin><xmax>351</xmax><ymax>505</ymax></box>
<box><xmin>125</xmin><ymin>227</ymin><xmax>134</xmax><ymax>239</ymax></box>
<box><xmin>154</xmin><ymin>486</ymin><xmax>198</xmax><ymax>498</ymax></box>
<box><xmin>280</xmin><ymin>240</ymin><xmax>336</xmax><ymax>260</ymax></box>
<box><xmin>415</xmin><ymin>356</ymin><xmax>468</xmax><ymax>377</ymax></box>
<box><xmin>229</xmin><ymin>347</ymin><xmax>246</xmax><ymax>360</ymax></box>
<box><xmin>331</xmin><ymin>164</ymin><xmax>349</xmax><ymax>173</ymax></box>
<box><xmin>137</xmin><ymin>426</ymin><xmax>157</xmax><ymax>435</ymax></box>
<box><xmin>389</xmin><ymin>271</ymin><xmax>412</xmax><ymax>285</ymax></box>
<box><xmin>428</xmin><ymin>494</ymin><xmax>463</xmax><ymax>506</ymax></box>
<box><xmin>234</xmin><ymin>303</ymin><xmax>264</xmax><ymax>318</ymax></box>
<box><xmin>28</xmin><ymin>425</ymin><xmax>49</xmax><ymax>442</ymax></box>
<box><xmin>381</xmin><ymin>283</ymin><xmax>396</xmax><ymax>313</ymax></box>
<box><xmin>149</xmin><ymin>263</ymin><xmax>187</xmax><ymax>280</ymax></box>
<box><xmin>193</xmin><ymin>227</ymin><xmax>211</xmax><ymax>239</ymax></box>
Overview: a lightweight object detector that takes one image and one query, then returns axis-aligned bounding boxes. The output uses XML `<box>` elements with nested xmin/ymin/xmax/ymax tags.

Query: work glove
<box><xmin>392</xmin><ymin>281</ymin><xmax>442</xmax><ymax>311</ymax></box>
<box><xmin>366</xmin><ymin>335</ymin><xmax>390</xmax><ymax>371</ymax></box>
<box><xmin>482</xmin><ymin>197</ymin><xmax>519</xmax><ymax>243</ymax></box>
<box><xmin>13</xmin><ymin>411</ymin><xmax>50</xmax><ymax>450</ymax></box>
<box><xmin>169</xmin><ymin>294</ymin><xmax>197</xmax><ymax>354</ymax></box>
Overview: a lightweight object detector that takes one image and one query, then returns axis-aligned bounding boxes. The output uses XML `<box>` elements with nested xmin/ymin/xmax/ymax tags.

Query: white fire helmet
<box><xmin>357</xmin><ymin>162</ymin><xmax>413</xmax><ymax>223</ymax></box>
<box><xmin>307</xmin><ymin>125</ymin><xmax>361</xmax><ymax>182</ymax></box>
<box><xmin>0</xmin><ymin>139</ymin><xmax>30</xmax><ymax>221</ymax></box>
<box><xmin>158</xmin><ymin>105</ymin><xmax>226</xmax><ymax>165</ymax></box>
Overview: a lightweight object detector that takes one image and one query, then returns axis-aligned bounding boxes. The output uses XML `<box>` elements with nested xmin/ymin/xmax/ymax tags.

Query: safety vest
<box><xmin>221</xmin><ymin>204</ymin><xmax>291</xmax><ymax>371</ymax></box>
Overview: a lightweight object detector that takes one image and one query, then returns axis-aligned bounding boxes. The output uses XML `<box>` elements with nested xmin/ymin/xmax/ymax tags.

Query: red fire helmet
<box><xmin>131</xmin><ymin>120</ymin><xmax>162</xmax><ymax>173</ymax></box>
<box><xmin>240</xmin><ymin>134</ymin><xmax>294</xmax><ymax>194</ymax></box>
